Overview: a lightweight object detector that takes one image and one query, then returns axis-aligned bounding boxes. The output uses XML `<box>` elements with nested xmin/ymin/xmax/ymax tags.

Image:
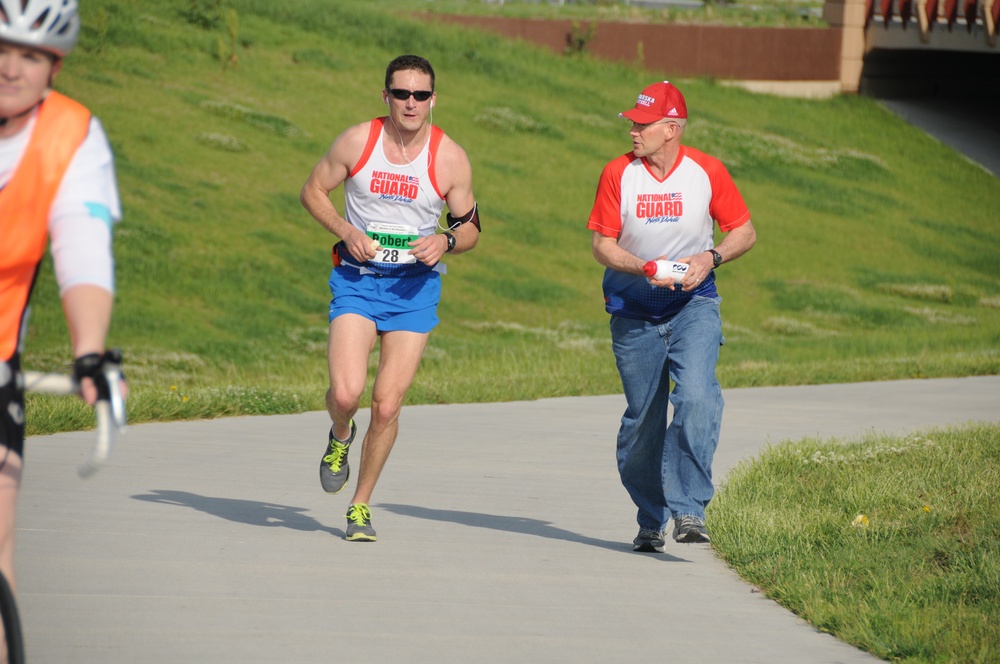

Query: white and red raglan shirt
<box><xmin>587</xmin><ymin>145</ymin><xmax>751</xmax><ymax>323</ymax></box>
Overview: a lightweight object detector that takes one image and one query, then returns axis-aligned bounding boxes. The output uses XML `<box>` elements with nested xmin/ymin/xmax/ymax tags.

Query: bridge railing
<box><xmin>865</xmin><ymin>0</ymin><xmax>999</xmax><ymax>43</ymax></box>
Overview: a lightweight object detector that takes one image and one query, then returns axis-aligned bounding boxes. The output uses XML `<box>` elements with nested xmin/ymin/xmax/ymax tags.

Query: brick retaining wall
<box><xmin>425</xmin><ymin>15</ymin><xmax>842</xmax><ymax>81</ymax></box>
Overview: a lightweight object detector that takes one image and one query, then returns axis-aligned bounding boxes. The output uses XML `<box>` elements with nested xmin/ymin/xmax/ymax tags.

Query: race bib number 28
<box><xmin>367</xmin><ymin>222</ymin><xmax>418</xmax><ymax>264</ymax></box>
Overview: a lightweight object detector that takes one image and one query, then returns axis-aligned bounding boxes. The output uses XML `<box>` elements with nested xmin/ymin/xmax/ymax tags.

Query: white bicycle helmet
<box><xmin>0</xmin><ymin>0</ymin><xmax>79</xmax><ymax>57</ymax></box>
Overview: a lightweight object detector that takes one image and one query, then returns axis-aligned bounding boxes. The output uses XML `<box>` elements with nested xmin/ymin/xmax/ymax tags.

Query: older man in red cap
<box><xmin>586</xmin><ymin>81</ymin><xmax>757</xmax><ymax>552</ymax></box>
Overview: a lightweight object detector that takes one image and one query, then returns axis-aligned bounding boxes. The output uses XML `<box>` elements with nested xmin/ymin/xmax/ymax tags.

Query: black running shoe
<box><xmin>672</xmin><ymin>515</ymin><xmax>710</xmax><ymax>543</ymax></box>
<box><xmin>633</xmin><ymin>529</ymin><xmax>666</xmax><ymax>553</ymax></box>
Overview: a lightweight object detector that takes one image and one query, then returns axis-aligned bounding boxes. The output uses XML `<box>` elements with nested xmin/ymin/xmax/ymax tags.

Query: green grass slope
<box><xmin>23</xmin><ymin>0</ymin><xmax>1000</xmax><ymax>432</ymax></box>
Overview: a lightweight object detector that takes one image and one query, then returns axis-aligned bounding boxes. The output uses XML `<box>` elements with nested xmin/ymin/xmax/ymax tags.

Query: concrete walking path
<box><xmin>19</xmin><ymin>376</ymin><xmax>999</xmax><ymax>663</ymax></box>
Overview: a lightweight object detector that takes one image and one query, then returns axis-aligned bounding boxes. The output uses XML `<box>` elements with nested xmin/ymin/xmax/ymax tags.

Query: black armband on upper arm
<box><xmin>446</xmin><ymin>202</ymin><xmax>481</xmax><ymax>232</ymax></box>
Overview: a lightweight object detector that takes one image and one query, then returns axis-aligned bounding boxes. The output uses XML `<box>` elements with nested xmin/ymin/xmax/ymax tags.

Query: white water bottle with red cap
<box><xmin>643</xmin><ymin>259</ymin><xmax>689</xmax><ymax>282</ymax></box>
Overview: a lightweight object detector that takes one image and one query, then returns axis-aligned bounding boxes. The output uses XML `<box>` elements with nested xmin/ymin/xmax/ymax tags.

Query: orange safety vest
<box><xmin>0</xmin><ymin>92</ymin><xmax>91</xmax><ymax>361</ymax></box>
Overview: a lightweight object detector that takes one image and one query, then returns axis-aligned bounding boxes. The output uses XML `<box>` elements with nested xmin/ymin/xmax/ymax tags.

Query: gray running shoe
<box><xmin>319</xmin><ymin>420</ymin><xmax>356</xmax><ymax>494</ymax></box>
<box><xmin>633</xmin><ymin>529</ymin><xmax>666</xmax><ymax>553</ymax></box>
<box><xmin>345</xmin><ymin>503</ymin><xmax>377</xmax><ymax>542</ymax></box>
<box><xmin>672</xmin><ymin>515</ymin><xmax>711</xmax><ymax>543</ymax></box>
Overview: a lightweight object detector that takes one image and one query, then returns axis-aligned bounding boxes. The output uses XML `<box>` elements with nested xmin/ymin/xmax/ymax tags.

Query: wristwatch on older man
<box><xmin>707</xmin><ymin>249</ymin><xmax>723</xmax><ymax>268</ymax></box>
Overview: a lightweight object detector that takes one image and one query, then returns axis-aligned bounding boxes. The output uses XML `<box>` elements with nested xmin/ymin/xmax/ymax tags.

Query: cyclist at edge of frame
<box><xmin>0</xmin><ymin>0</ymin><xmax>124</xmax><ymax>593</ymax></box>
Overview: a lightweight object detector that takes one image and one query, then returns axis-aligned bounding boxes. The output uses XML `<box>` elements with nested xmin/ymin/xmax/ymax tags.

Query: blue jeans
<box><xmin>610</xmin><ymin>296</ymin><xmax>724</xmax><ymax>532</ymax></box>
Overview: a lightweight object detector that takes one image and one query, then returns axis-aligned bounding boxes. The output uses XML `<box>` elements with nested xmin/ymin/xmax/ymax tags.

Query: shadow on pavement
<box><xmin>379</xmin><ymin>502</ymin><xmax>690</xmax><ymax>562</ymax></box>
<box><xmin>132</xmin><ymin>489</ymin><xmax>342</xmax><ymax>536</ymax></box>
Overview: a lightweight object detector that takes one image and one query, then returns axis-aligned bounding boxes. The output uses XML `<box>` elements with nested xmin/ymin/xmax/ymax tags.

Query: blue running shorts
<box><xmin>328</xmin><ymin>266</ymin><xmax>441</xmax><ymax>333</ymax></box>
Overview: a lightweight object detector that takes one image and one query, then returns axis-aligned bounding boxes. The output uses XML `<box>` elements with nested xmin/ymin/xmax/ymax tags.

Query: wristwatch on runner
<box><xmin>444</xmin><ymin>232</ymin><xmax>456</xmax><ymax>253</ymax></box>
<box><xmin>708</xmin><ymin>249</ymin><xmax>723</xmax><ymax>268</ymax></box>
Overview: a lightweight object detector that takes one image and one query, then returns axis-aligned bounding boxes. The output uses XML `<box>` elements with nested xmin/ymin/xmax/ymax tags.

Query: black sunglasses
<box><xmin>387</xmin><ymin>88</ymin><xmax>433</xmax><ymax>102</ymax></box>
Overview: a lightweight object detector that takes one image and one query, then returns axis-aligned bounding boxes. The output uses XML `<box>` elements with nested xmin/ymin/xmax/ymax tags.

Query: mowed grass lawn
<box><xmin>711</xmin><ymin>422</ymin><xmax>1000</xmax><ymax>663</ymax></box>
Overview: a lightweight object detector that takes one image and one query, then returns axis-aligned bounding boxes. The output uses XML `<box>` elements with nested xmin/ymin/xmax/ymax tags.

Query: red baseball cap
<box><xmin>620</xmin><ymin>81</ymin><xmax>688</xmax><ymax>123</ymax></box>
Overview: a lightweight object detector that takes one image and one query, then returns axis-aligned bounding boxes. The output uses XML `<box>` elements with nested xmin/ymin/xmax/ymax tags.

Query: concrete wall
<box><xmin>825</xmin><ymin>0</ymin><xmax>868</xmax><ymax>92</ymax></box>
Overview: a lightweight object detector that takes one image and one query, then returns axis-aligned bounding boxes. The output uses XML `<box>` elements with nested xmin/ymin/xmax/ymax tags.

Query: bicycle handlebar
<box><xmin>21</xmin><ymin>352</ymin><xmax>127</xmax><ymax>478</ymax></box>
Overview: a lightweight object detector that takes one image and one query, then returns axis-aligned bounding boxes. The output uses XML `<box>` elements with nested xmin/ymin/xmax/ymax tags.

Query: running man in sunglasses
<box><xmin>301</xmin><ymin>54</ymin><xmax>480</xmax><ymax>542</ymax></box>
<box><xmin>1</xmin><ymin>0</ymin><xmax>122</xmax><ymax>589</ymax></box>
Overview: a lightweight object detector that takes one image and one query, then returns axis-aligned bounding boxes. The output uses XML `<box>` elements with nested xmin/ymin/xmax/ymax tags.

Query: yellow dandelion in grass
<box><xmin>922</xmin><ymin>505</ymin><xmax>932</xmax><ymax>512</ymax></box>
<box><xmin>851</xmin><ymin>514</ymin><xmax>870</xmax><ymax>528</ymax></box>
<box><xmin>182</xmin><ymin>396</ymin><xmax>189</xmax><ymax>402</ymax></box>
<box><xmin>171</xmin><ymin>385</ymin><xmax>177</xmax><ymax>391</ymax></box>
